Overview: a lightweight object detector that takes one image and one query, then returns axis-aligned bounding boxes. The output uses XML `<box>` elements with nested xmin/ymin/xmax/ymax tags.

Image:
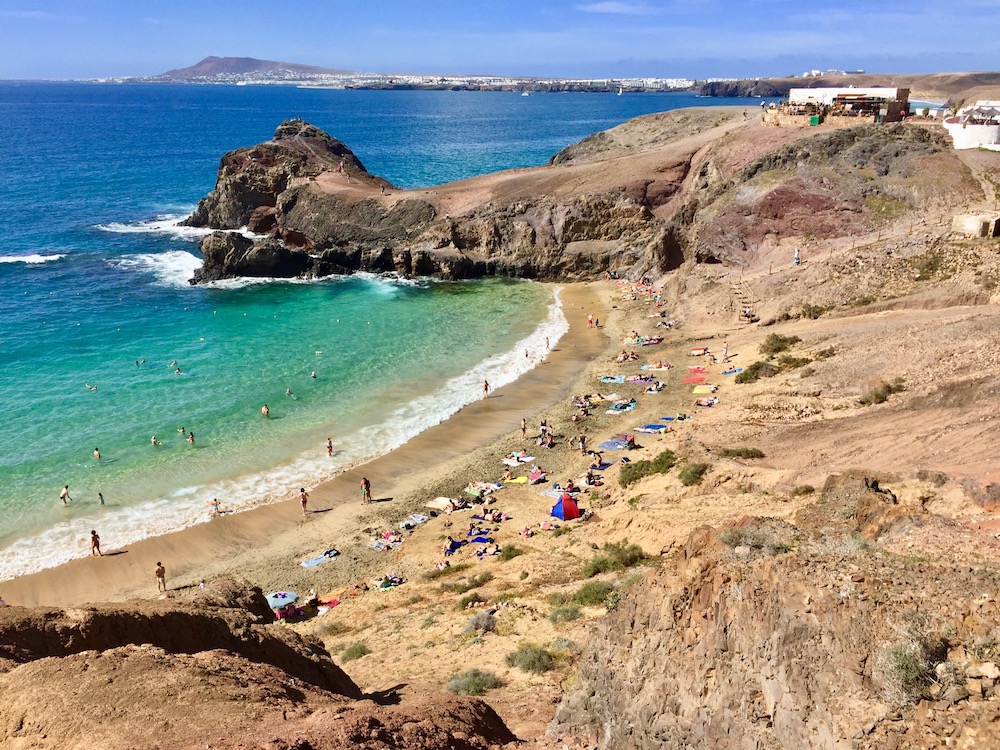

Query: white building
<box><xmin>942</xmin><ymin>101</ymin><xmax>1000</xmax><ymax>150</ymax></box>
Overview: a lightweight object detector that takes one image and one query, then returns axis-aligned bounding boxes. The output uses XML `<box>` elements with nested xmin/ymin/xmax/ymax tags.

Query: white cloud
<box><xmin>576</xmin><ymin>2</ymin><xmax>657</xmax><ymax>15</ymax></box>
<box><xmin>0</xmin><ymin>10</ymin><xmax>58</xmax><ymax>20</ymax></box>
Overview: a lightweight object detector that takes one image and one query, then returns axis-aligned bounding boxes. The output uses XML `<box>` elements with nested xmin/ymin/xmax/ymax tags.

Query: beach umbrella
<box><xmin>266</xmin><ymin>590</ymin><xmax>299</xmax><ymax>609</ymax></box>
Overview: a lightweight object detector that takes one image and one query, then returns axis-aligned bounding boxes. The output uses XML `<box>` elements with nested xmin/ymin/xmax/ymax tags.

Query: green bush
<box><xmin>860</xmin><ymin>378</ymin><xmax>906</xmax><ymax>406</ymax></box>
<box><xmin>447</xmin><ymin>668</ymin><xmax>503</xmax><ymax>696</ymax></box>
<box><xmin>499</xmin><ymin>544</ymin><xmax>523</xmax><ymax>561</ymax></box>
<box><xmin>458</xmin><ymin>592</ymin><xmax>485</xmax><ymax>610</ymax></box>
<box><xmin>678</xmin><ymin>462</ymin><xmax>710</xmax><ymax>486</ymax></box>
<box><xmin>801</xmin><ymin>303</ymin><xmax>830</xmax><ymax>320</ymax></box>
<box><xmin>551</xmin><ymin>526</ymin><xmax>573</xmax><ymax>537</ymax></box>
<box><xmin>777</xmin><ymin>354</ymin><xmax>812</xmax><ymax>369</ymax></box>
<box><xmin>422</xmin><ymin>562</ymin><xmax>471</xmax><ymax>580</ymax></box>
<box><xmin>573</xmin><ymin>580</ymin><xmax>615</xmax><ymax>605</ymax></box>
<box><xmin>505</xmin><ymin>643</ymin><xmax>555</xmax><ymax>674</ymax></box>
<box><xmin>581</xmin><ymin>541</ymin><xmax>647</xmax><ymax>578</ymax></box>
<box><xmin>340</xmin><ymin>642</ymin><xmax>371</xmax><ymax>662</ymax></box>
<box><xmin>790</xmin><ymin>484</ymin><xmax>815</xmax><ymax>496</ymax></box>
<box><xmin>717</xmin><ymin>447</ymin><xmax>765</xmax><ymax>459</ymax></box>
<box><xmin>548</xmin><ymin>605</ymin><xmax>582</xmax><ymax>624</ymax></box>
<box><xmin>760</xmin><ymin>333</ymin><xmax>801</xmax><ymax>356</ymax></box>
<box><xmin>443</xmin><ymin>571</ymin><xmax>493</xmax><ymax>594</ymax></box>
<box><xmin>316</xmin><ymin>620</ymin><xmax>352</xmax><ymax>637</ymax></box>
<box><xmin>464</xmin><ymin>610</ymin><xmax>496</xmax><ymax>634</ymax></box>
<box><xmin>734</xmin><ymin>361</ymin><xmax>779</xmax><ymax>384</ymax></box>
<box><xmin>619</xmin><ymin>449</ymin><xmax>676</xmax><ymax>488</ymax></box>
<box><xmin>815</xmin><ymin>346</ymin><xmax>836</xmax><ymax>359</ymax></box>
<box><xmin>876</xmin><ymin>641</ymin><xmax>931</xmax><ymax>706</ymax></box>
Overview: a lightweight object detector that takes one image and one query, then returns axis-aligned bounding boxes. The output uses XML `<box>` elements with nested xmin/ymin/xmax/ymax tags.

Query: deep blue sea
<box><xmin>0</xmin><ymin>83</ymin><xmax>774</xmax><ymax>579</ymax></box>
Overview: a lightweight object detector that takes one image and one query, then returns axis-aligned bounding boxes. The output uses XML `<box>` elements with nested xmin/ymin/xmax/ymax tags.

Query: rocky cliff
<box><xmin>185</xmin><ymin>114</ymin><xmax>977</xmax><ymax>285</ymax></box>
<box><xmin>550</xmin><ymin>481</ymin><xmax>1000</xmax><ymax>749</ymax></box>
<box><xmin>0</xmin><ymin>578</ymin><xmax>518</xmax><ymax>750</ymax></box>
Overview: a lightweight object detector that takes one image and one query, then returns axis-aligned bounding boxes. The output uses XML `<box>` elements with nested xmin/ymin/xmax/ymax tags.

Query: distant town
<box><xmin>101</xmin><ymin>57</ymin><xmax>869</xmax><ymax>93</ymax></box>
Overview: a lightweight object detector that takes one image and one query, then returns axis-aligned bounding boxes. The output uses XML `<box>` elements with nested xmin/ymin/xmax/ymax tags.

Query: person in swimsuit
<box><xmin>299</xmin><ymin>488</ymin><xmax>309</xmax><ymax>516</ymax></box>
<box><xmin>361</xmin><ymin>477</ymin><xmax>371</xmax><ymax>504</ymax></box>
<box><xmin>90</xmin><ymin>530</ymin><xmax>102</xmax><ymax>556</ymax></box>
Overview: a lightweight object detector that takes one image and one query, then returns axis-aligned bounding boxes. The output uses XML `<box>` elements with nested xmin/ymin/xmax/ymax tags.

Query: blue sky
<box><xmin>1</xmin><ymin>1</ymin><xmax>998</xmax><ymax>80</ymax></box>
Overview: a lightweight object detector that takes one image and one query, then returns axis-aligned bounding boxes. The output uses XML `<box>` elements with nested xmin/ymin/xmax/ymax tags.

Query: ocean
<box><xmin>0</xmin><ymin>83</ymin><xmax>775</xmax><ymax>580</ymax></box>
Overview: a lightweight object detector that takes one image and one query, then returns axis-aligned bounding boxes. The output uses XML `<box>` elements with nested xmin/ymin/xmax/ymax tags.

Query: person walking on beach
<box><xmin>361</xmin><ymin>477</ymin><xmax>371</xmax><ymax>504</ymax></box>
<box><xmin>211</xmin><ymin>498</ymin><xmax>222</xmax><ymax>515</ymax></box>
<box><xmin>98</xmin><ymin>492</ymin><xmax>105</xmax><ymax>506</ymax></box>
<box><xmin>721</xmin><ymin>341</ymin><xmax>729</xmax><ymax>362</ymax></box>
<box><xmin>60</xmin><ymin>485</ymin><xmax>72</xmax><ymax>504</ymax></box>
<box><xmin>521</xmin><ymin>418</ymin><xmax>527</xmax><ymax>438</ymax></box>
<box><xmin>587</xmin><ymin>314</ymin><xmax>593</xmax><ymax>329</ymax></box>
<box><xmin>794</xmin><ymin>247</ymin><xmax>801</xmax><ymax>266</ymax></box>
<box><xmin>155</xmin><ymin>562</ymin><xmax>166</xmax><ymax>592</ymax></box>
<box><xmin>90</xmin><ymin>530</ymin><xmax>102</xmax><ymax>556</ymax></box>
<box><xmin>482</xmin><ymin>379</ymin><xmax>491</xmax><ymax>398</ymax></box>
<box><xmin>299</xmin><ymin>488</ymin><xmax>309</xmax><ymax>516</ymax></box>
<box><xmin>326</xmin><ymin>438</ymin><xmax>334</xmax><ymax>457</ymax></box>
<box><xmin>540</xmin><ymin>420</ymin><xmax>548</xmax><ymax>439</ymax></box>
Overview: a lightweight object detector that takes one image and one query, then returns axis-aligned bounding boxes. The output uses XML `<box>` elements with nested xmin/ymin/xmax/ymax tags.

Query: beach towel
<box><xmin>626</xmin><ymin>375</ymin><xmax>654</xmax><ymax>383</ymax></box>
<box><xmin>470</xmin><ymin>535</ymin><xmax>494</xmax><ymax>544</ymax></box>
<box><xmin>599</xmin><ymin>436</ymin><xmax>631</xmax><ymax>450</ymax></box>
<box><xmin>636</xmin><ymin>424</ymin><xmax>669</xmax><ymax>434</ymax></box>
<box><xmin>690</xmin><ymin>348</ymin><xmax>707</xmax><ymax>356</ymax></box>
<box><xmin>300</xmin><ymin>549</ymin><xmax>340</xmax><ymax>568</ymax></box>
<box><xmin>601</xmin><ymin>374</ymin><xmax>626</xmax><ymax>383</ymax></box>
<box><xmin>399</xmin><ymin>513</ymin><xmax>429</xmax><ymax>530</ymax></box>
<box><xmin>444</xmin><ymin>539</ymin><xmax>466</xmax><ymax>556</ymax></box>
<box><xmin>693</xmin><ymin>385</ymin><xmax>716</xmax><ymax>394</ymax></box>
<box><xmin>687</xmin><ymin>365</ymin><xmax>706</xmax><ymax>373</ymax></box>
<box><xmin>641</xmin><ymin>364</ymin><xmax>672</xmax><ymax>371</ymax></box>
<box><xmin>682</xmin><ymin>376</ymin><xmax>705</xmax><ymax>383</ymax></box>
<box><xmin>723</xmin><ymin>368</ymin><xmax>743</xmax><ymax>376</ymax></box>
<box><xmin>426</xmin><ymin>497</ymin><xmax>456</xmax><ymax>511</ymax></box>
<box><xmin>368</xmin><ymin>538</ymin><xmax>402</xmax><ymax>551</ymax></box>
<box><xmin>539</xmin><ymin>488</ymin><xmax>566</xmax><ymax>499</ymax></box>
<box><xmin>506</xmin><ymin>476</ymin><xmax>528</xmax><ymax>484</ymax></box>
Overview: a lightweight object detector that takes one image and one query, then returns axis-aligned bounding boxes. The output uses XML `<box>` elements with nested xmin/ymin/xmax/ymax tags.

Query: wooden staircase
<box><xmin>730</xmin><ymin>276</ymin><xmax>758</xmax><ymax>324</ymax></box>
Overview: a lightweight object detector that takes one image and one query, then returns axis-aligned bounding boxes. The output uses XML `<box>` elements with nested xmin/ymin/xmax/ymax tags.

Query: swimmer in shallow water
<box><xmin>85</xmin><ymin>383</ymin><xmax>98</xmax><ymax>391</ymax></box>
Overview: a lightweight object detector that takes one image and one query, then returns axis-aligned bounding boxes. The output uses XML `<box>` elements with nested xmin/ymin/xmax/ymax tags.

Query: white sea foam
<box><xmin>0</xmin><ymin>254</ymin><xmax>65</xmax><ymax>264</ymax></box>
<box><xmin>97</xmin><ymin>213</ymin><xmax>266</xmax><ymax>241</ymax></box>
<box><xmin>0</xmin><ymin>287</ymin><xmax>569</xmax><ymax>582</ymax></box>
<box><xmin>110</xmin><ymin>250</ymin><xmax>203</xmax><ymax>287</ymax></box>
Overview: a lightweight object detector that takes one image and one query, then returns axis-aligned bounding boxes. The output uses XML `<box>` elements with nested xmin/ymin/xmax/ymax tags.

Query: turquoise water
<box><xmin>0</xmin><ymin>84</ymin><xmax>776</xmax><ymax>579</ymax></box>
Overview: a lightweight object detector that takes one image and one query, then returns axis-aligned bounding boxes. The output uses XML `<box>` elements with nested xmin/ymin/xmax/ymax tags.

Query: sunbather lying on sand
<box><xmin>695</xmin><ymin>397</ymin><xmax>719</xmax><ymax>407</ymax></box>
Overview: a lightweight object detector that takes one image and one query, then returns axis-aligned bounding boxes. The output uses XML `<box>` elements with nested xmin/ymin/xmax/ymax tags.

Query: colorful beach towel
<box><xmin>682</xmin><ymin>376</ymin><xmax>705</xmax><ymax>383</ymax></box>
<box><xmin>601</xmin><ymin>374</ymin><xmax>626</xmax><ymax>383</ymax></box>
<box><xmin>693</xmin><ymin>385</ymin><xmax>716</xmax><ymax>394</ymax></box>
<box><xmin>300</xmin><ymin>549</ymin><xmax>340</xmax><ymax>568</ymax></box>
<box><xmin>723</xmin><ymin>368</ymin><xmax>744</xmax><ymax>376</ymax></box>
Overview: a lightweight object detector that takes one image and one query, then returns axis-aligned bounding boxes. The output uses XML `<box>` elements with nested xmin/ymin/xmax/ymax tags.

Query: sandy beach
<box><xmin>0</xmin><ymin>283</ymin><xmax>608</xmax><ymax>608</ymax></box>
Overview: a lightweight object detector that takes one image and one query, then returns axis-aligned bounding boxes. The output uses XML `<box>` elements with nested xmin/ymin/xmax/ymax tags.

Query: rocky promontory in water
<box><xmin>186</xmin><ymin>112</ymin><xmax>975</xmax><ymax>285</ymax></box>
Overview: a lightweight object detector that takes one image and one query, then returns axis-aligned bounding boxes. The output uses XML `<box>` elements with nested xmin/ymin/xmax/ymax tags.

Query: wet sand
<box><xmin>1</xmin><ymin>283</ymin><xmax>608</xmax><ymax>607</ymax></box>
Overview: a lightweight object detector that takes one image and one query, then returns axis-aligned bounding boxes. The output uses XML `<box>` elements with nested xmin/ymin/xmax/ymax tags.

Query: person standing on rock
<box><xmin>155</xmin><ymin>562</ymin><xmax>166</xmax><ymax>592</ymax></box>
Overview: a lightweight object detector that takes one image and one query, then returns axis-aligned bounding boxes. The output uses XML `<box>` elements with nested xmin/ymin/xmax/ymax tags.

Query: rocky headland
<box><xmin>7</xmin><ymin>108</ymin><xmax>1000</xmax><ymax>749</ymax></box>
<box><xmin>185</xmin><ymin>110</ymin><xmax>974</xmax><ymax>286</ymax></box>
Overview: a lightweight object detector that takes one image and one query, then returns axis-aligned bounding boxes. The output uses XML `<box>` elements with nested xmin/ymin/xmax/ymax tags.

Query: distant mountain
<box><xmin>156</xmin><ymin>56</ymin><xmax>352</xmax><ymax>80</ymax></box>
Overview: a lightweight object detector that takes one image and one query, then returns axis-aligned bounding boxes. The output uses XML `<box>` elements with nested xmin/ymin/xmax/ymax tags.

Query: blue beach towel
<box><xmin>300</xmin><ymin>549</ymin><xmax>340</xmax><ymax>568</ymax></box>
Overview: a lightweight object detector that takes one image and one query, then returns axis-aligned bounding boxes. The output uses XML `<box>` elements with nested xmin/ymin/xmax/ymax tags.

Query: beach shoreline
<box><xmin>0</xmin><ymin>282</ymin><xmax>608</xmax><ymax>607</ymax></box>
